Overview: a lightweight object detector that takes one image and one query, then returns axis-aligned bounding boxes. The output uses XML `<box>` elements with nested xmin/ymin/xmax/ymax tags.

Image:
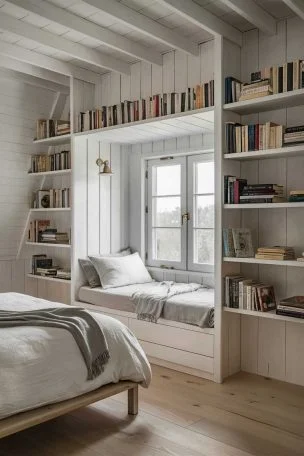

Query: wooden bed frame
<box><xmin>0</xmin><ymin>381</ymin><xmax>138</xmax><ymax>439</ymax></box>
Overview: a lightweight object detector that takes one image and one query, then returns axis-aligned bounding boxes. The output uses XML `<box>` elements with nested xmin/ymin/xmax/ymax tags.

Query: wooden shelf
<box><xmin>223</xmin><ymin>88</ymin><xmax>304</xmax><ymax>114</ymax></box>
<box><xmin>74</xmin><ymin>107</ymin><xmax>214</xmax><ymax>144</ymax></box>
<box><xmin>27</xmin><ymin>274</ymin><xmax>71</xmax><ymax>284</ymax></box>
<box><xmin>33</xmin><ymin>134</ymin><xmax>71</xmax><ymax>146</ymax></box>
<box><xmin>26</xmin><ymin>242</ymin><xmax>71</xmax><ymax>248</ymax></box>
<box><xmin>223</xmin><ymin>144</ymin><xmax>304</xmax><ymax>161</ymax></box>
<box><xmin>30</xmin><ymin>208</ymin><xmax>71</xmax><ymax>212</ymax></box>
<box><xmin>224</xmin><ymin>202</ymin><xmax>304</xmax><ymax>209</ymax></box>
<box><xmin>223</xmin><ymin>257</ymin><xmax>304</xmax><ymax>267</ymax></box>
<box><xmin>28</xmin><ymin>169</ymin><xmax>71</xmax><ymax>177</ymax></box>
<box><xmin>224</xmin><ymin>307</ymin><xmax>304</xmax><ymax>324</ymax></box>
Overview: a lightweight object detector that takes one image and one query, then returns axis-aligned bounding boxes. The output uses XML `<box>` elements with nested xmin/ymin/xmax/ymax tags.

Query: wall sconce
<box><xmin>96</xmin><ymin>158</ymin><xmax>113</xmax><ymax>175</ymax></box>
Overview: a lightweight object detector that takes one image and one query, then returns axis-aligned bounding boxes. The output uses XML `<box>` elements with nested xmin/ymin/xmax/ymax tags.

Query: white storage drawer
<box><xmin>129</xmin><ymin>318</ymin><xmax>214</xmax><ymax>358</ymax></box>
<box><xmin>140</xmin><ymin>340</ymin><xmax>214</xmax><ymax>374</ymax></box>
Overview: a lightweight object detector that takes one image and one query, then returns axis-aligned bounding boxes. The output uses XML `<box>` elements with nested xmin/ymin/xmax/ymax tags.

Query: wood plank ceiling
<box><xmin>0</xmin><ymin>0</ymin><xmax>297</xmax><ymax>82</ymax></box>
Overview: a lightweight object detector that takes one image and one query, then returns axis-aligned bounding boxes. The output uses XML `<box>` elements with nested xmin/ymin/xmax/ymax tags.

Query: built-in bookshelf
<box><xmin>223</xmin><ymin>257</ymin><xmax>304</xmax><ymax>267</ymax></box>
<box><xmin>33</xmin><ymin>134</ymin><xmax>71</xmax><ymax>146</ymax></box>
<box><xmin>30</xmin><ymin>208</ymin><xmax>71</xmax><ymax>213</ymax></box>
<box><xmin>224</xmin><ymin>307</ymin><xmax>304</xmax><ymax>324</ymax></box>
<box><xmin>27</xmin><ymin>274</ymin><xmax>71</xmax><ymax>284</ymax></box>
<box><xmin>224</xmin><ymin>144</ymin><xmax>304</xmax><ymax>160</ymax></box>
<box><xmin>28</xmin><ymin>169</ymin><xmax>71</xmax><ymax>177</ymax></box>
<box><xmin>26</xmin><ymin>242</ymin><xmax>71</xmax><ymax>248</ymax></box>
<box><xmin>224</xmin><ymin>202</ymin><xmax>304</xmax><ymax>209</ymax></box>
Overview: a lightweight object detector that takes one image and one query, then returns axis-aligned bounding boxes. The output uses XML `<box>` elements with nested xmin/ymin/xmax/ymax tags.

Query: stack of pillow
<box><xmin>79</xmin><ymin>249</ymin><xmax>153</xmax><ymax>289</ymax></box>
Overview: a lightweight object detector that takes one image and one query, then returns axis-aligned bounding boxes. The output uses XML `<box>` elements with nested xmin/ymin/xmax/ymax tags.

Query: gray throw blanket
<box><xmin>132</xmin><ymin>281</ymin><xmax>202</xmax><ymax>323</ymax></box>
<box><xmin>0</xmin><ymin>307</ymin><xmax>109</xmax><ymax>381</ymax></box>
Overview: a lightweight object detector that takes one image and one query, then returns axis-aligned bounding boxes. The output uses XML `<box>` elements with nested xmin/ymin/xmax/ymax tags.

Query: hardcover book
<box><xmin>232</xmin><ymin>229</ymin><xmax>254</xmax><ymax>258</ymax></box>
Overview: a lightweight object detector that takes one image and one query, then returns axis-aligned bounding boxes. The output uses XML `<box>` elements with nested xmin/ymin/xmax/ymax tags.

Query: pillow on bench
<box><xmin>79</xmin><ymin>248</ymin><xmax>131</xmax><ymax>288</ymax></box>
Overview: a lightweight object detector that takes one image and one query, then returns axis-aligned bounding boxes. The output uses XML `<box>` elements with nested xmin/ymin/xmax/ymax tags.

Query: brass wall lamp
<box><xmin>96</xmin><ymin>158</ymin><xmax>113</xmax><ymax>175</ymax></box>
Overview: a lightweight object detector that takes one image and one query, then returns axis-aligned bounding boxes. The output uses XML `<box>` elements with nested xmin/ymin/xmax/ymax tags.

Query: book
<box><xmin>256</xmin><ymin>285</ymin><xmax>276</xmax><ymax>311</ymax></box>
<box><xmin>223</xmin><ymin>228</ymin><xmax>235</xmax><ymax>257</ymax></box>
<box><xmin>232</xmin><ymin>229</ymin><xmax>254</xmax><ymax>258</ymax></box>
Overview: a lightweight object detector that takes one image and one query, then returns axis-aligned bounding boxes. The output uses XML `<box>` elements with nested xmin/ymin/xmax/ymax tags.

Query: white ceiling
<box><xmin>0</xmin><ymin>0</ymin><xmax>297</xmax><ymax>77</ymax></box>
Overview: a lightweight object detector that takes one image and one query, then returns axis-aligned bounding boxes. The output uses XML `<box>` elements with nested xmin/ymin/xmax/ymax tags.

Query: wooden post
<box><xmin>128</xmin><ymin>385</ymin><xmax>138</xmax><ymax>415</ymax></box>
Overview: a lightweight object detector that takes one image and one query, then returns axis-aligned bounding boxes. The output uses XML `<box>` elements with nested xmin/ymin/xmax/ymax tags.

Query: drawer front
<box><xmin>129</xmin><ymin>318</ymin><xmax>214</xmax><ymax>357</ymax></box>
<box><xmin>140</xmin><ymin>340</ymin><xmax>214</xmax><ymax>374</ymax></box>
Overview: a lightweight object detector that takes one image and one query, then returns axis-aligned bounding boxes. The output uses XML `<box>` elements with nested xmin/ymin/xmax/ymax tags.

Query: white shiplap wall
<box><xmin>95</xmin><ymin>41</ymin><xmax>215</xmax><ymax>257</ymax></box>
<box><xmin>225</xmin><ymin>17</ymin><xmax>304</xmax><ymax>386</ymax></box>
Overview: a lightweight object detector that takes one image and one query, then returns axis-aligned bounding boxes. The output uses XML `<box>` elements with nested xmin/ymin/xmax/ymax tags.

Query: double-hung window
<box><xmin>146</xmin><ymin>154</ymin><xmax>214</xmax><ymax>272</ymax></box>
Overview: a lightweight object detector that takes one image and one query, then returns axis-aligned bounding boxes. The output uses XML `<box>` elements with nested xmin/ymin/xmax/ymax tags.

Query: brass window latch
<box><xmin>181</xmin><ymin>212</ymin><xmax>190</xmax><ymax>224</ymax></box>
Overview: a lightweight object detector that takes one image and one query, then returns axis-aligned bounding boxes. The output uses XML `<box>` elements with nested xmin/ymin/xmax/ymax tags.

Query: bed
<box><xmin>0</xmin><ymin>293</ymin><xmax>151</xmax><ymax>439</ymax></box>
<box><xmin>78</xmin><ymin>282</ymin><xmax>215</xmax><ymax>328</ymax></box>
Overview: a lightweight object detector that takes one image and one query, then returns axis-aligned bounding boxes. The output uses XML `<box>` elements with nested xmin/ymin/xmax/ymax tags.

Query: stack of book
<box><xmin>239</xmin><ymin>79</ymin><xmax>272</xmax><ymax>101</ymax></box>
<box><xmin>276</xmin><ymin>296</ymin><xmax>304</xmax><ymax>319</ymax></box>
<box><xmin>33</xmin><ymin>188</ymin><xmax>70</xmax><ymax>209</ymax></box>
<box><xmin>40</xmin><ymin>229</ymin><xmax>69</xmax><ymax>245</ymax></box>
<box><xmin>225</xmin><ymin>275</ymin><xmax>276</xmax><ymax>312</ymax></box>
<box><xmin>57</xmin><ymin>269</ymin><xmax>71</xmax><ymax>280</ymax></box>
<box><xmin>289</xmin><ymin>190</ymin><xmax>304</xmax><ymax>202</ymax></box>
<box><xmin>223</xmin><ymin>179</ymin><xmax>285</xmax><ymax>204</ymax></box>
<box><xmin>32</xmin><ymin>254</ymin><xmax>53</xmax><ymax>274</ymax></box>
<box><xmin>28</xmin><ymin>220</ymin><xmax>52</xmax><ymax>243</ymax></box>
<box><xmin>223</xmin><ymin>228</ymin><xmax>254</xmax><ymax>258</ymax></box>
<box><xmin>225</xmin><ymin>122</ymin><xmax>283</xmax><ymax>153</ymax></box>
<box><xmin>36</xmin><ymin>119</ymin><xmax>70</xmax><ymax>140</ymax></box>
<box><xmin>77</xmin><ymin>80</ymin><xmax>214</xmax><ymax>132</ymax></box>
<box><xmin>283</xmin><ymin>125</ymin><xmax>304</xmax><ymax>145</ymax></box>
<box><xmin>30</xmin><ymin>151</ymin><xmax>70</xmax><ymax>173</ymax></box>
<box><xmin>255</xmin><ymin>246</ymin><xmax>295</xmax><ymax>261</ymax></box>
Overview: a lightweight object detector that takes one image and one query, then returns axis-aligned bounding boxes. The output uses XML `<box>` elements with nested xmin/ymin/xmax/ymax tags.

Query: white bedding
<box><xmin>0</xmin><ymin>293</ymin><xmax>151</xmax><ymax>420</ymax></box>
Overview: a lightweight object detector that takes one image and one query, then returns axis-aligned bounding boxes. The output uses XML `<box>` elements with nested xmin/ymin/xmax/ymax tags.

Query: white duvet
<box><xmin>0</xmin><ymin>293</ymin><xmax>151</xmax><ymax>420</ymax></box>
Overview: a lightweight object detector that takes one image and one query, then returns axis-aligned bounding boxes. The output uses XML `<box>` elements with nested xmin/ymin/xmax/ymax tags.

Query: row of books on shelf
<box><xmin>31</xmin><ymin>254</ymin><xmax>71</xmax><ymax>280</ymax></box>
<box><xmin>223</xmin><ymin>228</ymin><xmax>303</xmax><ymax>262</ymax></box>
<box><xmin>33</xmin><ymin>188</ymin><xmax>70</xmax><ymax>209</ymax></box>
<box><xmin>28</xmin><ymin>219</ymin><xmax>70</xmax><ymax>244</ymax></box>
<box><xmin>225</xmin><ymin>276</ymin><xmax>304</xmax><ymax>320</ymax></box>
<box><xmin>29</xmin><ymin>151</ymin><xmax>70</xmax><ymax>174</ymax></box>
<box><xmin>36</xmin><ymin>119</ymin><xmax>71</xmax><ymax>140</ymax></box>
<box><xmin>225</xmin><ymin>59</ymin><xmax>304</xmax><ymax>103</ymax></box>
<box><xmin>77</xmin><ymin>81</ymin><xmax>214</xmax><ymax>131</ymax></box>
<box><xmin>223</xmin><ymin>179</ymin><xmax>285</xmax><ymax>204</ymax></box>
<box><xmin>226</xmin><ymin>122</ymin><xmax>304</xmax><ymax>153</ymax></box>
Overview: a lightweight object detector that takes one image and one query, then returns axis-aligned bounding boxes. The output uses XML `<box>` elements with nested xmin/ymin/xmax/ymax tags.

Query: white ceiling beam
<box><xmin>0</xmin><ymin>41</ymin><xmax>100</xmax><ymax>84</ymax></box>
<box><xmin>0</xmin><ymin>12</ymin><xmax>130</xmax><ymax>75</ymax></box>
<box><xmin>0</xmin><ymin>55</ymin><xmax>69</xmax><ymax>88</ymax></box>
<box><xmin>0</xmin><ymin>66</ymin><xmax>69</xmax><ymax>94</ymax></box>
<box><xmin>6</xmin><ymin>0</ymin><xmax>162</xmax><ymax>66</ymax></box>
<box><xmin>83</xmin><ymin>0</ymin><xmax>199</xmax><ymax>56</ymax></box>
<box><xmin>219</xmin><ymin>0</ymin><xmax>276</xmax><ymax>35</ymax></box>
<box><xmin>281</xmin><ymin>0</ymin><xmax>304</xmax><ymax>20</ymax></box>
<box><xmin>157</xmin><ymin>0</ymin><xmax>242</xmax><ymax>46</ymax></box>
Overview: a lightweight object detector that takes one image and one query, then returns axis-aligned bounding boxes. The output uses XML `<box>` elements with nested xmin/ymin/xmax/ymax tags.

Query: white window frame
<box><xmin>187</xmin><ymin>153</ymin><xmax>214</xmax><ymax>273</ymax></box>
<box><xmin>147</xmin><ymin>156</ymin><xmax>187</xmax><ymax>270</ymax></box>
<box><xmin>146</xmin><ymin>153</ymin><xmax>214</xmax><ymax>273</ymax></box>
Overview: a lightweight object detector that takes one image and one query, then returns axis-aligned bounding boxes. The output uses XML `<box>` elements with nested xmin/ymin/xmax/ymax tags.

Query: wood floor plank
<box><xmin>1</xmin><ymin>365</ymin><xmax>304</xmax><ymax>456</ymax></box>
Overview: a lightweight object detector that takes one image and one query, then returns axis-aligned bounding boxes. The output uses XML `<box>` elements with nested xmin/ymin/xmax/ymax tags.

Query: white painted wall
<box><xmin>224</xmin><ymin>17</ymin><xmax>304</xmax><ymax>386</ymax></box>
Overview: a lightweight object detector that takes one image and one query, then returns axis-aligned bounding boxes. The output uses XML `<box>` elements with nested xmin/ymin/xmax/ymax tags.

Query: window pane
<box><xmin>196</xmin><ymin>162</ymin><xmax>214</xmax><ymax>194</ymax></box>
<box><xmin>153</xmin><ymin>228</ymin><xmax>181</xmax><ymax>261</ymax></box>
<box><xmin>194</xmin><ymin>229</ymin><xmax>214</xmax><ymax>264</ymax></box>
<box><xmin>195</xmin><ymin>195</ymin><xmax>214</xmax><ymax>228</ymax></box>
<box><xmin>153</xmin><ymin>197</ymin><xmax>181</xmax><ymax>227</ymax></box>
<box><xmin>155</xmin><ymin>164</ymin><xmax>180</xmax><ymax>196</ymax></box>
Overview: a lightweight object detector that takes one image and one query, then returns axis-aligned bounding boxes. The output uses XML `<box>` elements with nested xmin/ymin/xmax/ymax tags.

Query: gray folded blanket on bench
<box><xmin>0</xmin><ymin>306</ymin><xmax>109</xmax><ymax>380</ymax></box>
<box><xmin>132</xmin><ymin>281</ymin><xmax>205</xmax><ymax>324</ymax></box>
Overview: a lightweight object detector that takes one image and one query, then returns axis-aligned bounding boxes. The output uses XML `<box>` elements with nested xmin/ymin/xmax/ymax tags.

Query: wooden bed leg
<box><xmin>128</xmin><ymin>385</ymin><xmax>138</xmax><ymax>415</ymax></box>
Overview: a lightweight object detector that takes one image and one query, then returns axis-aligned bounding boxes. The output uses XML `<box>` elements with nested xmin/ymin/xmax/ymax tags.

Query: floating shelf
<box><xmin>223</xmin><ymin>144</ymin><xmax>304</xmax><ymax>161</ymax></box>
<box><xmin>28</xmin><ymin>169</ymin><xmax>71</xmax><ymax>177</ymax></box>
<box><xmin>30</xmin><ymin>208</ymin><xmax>71</xmax><ymax>212</ymax></box>
<box><xmin>33</xmin><ymin>134</ymin><xmax>71</xmax><ymax>146</ymax></box>
<box><xmin>74</xmin><ymin>107</ymin><xmax>214</xmax><ymax>144</ymax></box>
<box><xmin>223</xmin><ymin>257</ymin><xmax>304</xmax><ymax>267</ymax></box>
<box><xmin>224</xmin><ymin>307</ymin><xmax>304</xmax><ymax>324</ymax></box>
<box><xmin>26</xmin><ymin>242</ymin><xmax>71</xmax><ymax>248</ymax></box>
<box><xmin>223</xmin><ymin>88</ymin><xmax>304</xmax><ymax>114</ymax></box>
<box><xmin>224</xmin><ymin>202</ymin><xmax>304</xmax><ymax>209</ymax></box>
<box><xmin>27</xmin><ymin>274</ymin><xmax>71</xmax><ymax>284</ymax></box>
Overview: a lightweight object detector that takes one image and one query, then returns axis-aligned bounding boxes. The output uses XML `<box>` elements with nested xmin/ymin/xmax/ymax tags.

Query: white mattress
<box><xmin>0</xmin><ymin>293</ymin><xmax>151</xmax><ymax>420</ymax></box>
<box><xmin>78</xmin><ymin>283</ymin><xmax>214</xmax><ymax>328</ymax></box>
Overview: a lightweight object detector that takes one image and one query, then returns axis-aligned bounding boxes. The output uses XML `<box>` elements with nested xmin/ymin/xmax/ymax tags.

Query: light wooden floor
<box><xmin>1</xmin><ymin>365</ymin><xmax>304</xmax><ymax>456</ymax></box>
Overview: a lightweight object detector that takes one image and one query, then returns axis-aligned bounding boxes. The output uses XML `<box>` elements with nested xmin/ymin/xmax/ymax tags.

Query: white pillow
<box><xmin>89</xmin><ymin>252</ymin><xmax>153</xmax><ymax>289</ymax></box>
